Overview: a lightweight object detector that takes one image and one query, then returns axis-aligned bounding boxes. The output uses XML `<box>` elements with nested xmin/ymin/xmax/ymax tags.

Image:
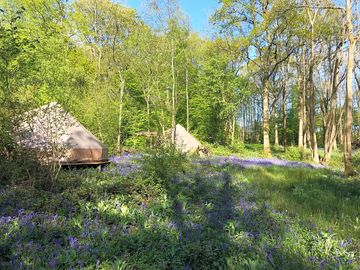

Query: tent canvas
<box><xmin>173</xmin><ymin>124</ymin><xmax>202</xmax><ymax>153</ymax></box>
<box><xmin>14</xmin><ymin>102</ymin><xmax>108</xmax><ymax>164</ymax></box>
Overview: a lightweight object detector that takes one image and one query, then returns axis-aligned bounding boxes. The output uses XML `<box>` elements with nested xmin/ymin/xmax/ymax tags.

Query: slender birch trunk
<box><xmin>305</xmin><ymin>6</ymin><xmax>320</xmax><ymax>162</ymax></box>
<box><xmin>274</xmin><ymin>111</ymin><xmax>279</xmax><ymax>147</ymax></box>
<box><xmin>185</xmin><ymin>67</ymin><xmax>189</xmax><ymax>131</ymax></box>
<box><xmin>298</xmin><ymin>74</ymin><xmax>304</xmax><ymax>148</ymax></box>
<box><xmin>117</xmin><ymin>78</ymin><xmax>125</xmax><ymax>151</ymax></box>
<box><xmin>299</xmin><ymin>48</ymin><xmax>306</xmax><ymax>149</ymax></box>
<box><xmin>263</xmin><ymin>79</ymin><xmax>271</xmax><ymax>155</ymax></box>
<box><xmin>309</xmin><ymin>26</ymin><xmax>319</xmax><ymax>162</ymax></box>
<box><xmin>231</xmin><ymin>114</ymin><xmax>236</xmax><ymax>145</ymax></box>
<box><xmin>282</xmin><ymin>64</ymin><xmax>287</xmax><ymax>151</ymax></box>
<box><xmin>145</xmin><ymin>85</ymin><xmax>151</xmax><ymax>146</ymax></box>
<box><xmin>323</xmin><ymin>45</ymin><xmax>340</xmax><ymax>162</ymax></box>
<box><xmin>344</xmin><ymin>0</ymin><xmax>356</xmax><ymax>176</ymax></box>
<box><xmin>171</xmin><ymin>40</ymin><xmax>176</xmax><ymax>144</ymax></box>
<box><xmin>243</xmin><ymin>108</ymin><xmax>246</xmax><ymax>143</ymax></box>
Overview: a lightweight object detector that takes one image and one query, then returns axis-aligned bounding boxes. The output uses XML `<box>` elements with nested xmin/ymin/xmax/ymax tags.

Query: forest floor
<box><xmin>0</xmin><ymin>145</ymin><xmax>359</xmax><ymax>269</ymax></box>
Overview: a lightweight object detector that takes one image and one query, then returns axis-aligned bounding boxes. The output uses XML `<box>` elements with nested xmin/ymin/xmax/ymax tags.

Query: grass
<box><xmin>234</xmin><ymin>167</ymin><xmax>360</xmax><ymax>243</ymax></box>
<box><xmin>208</xmin><ymin>143</ymin><xmax>360</xmax><ymax>171</ymax></box>
<box><xmin>208</xmin><ymin>143</ymin><xmax>316</xmax><ymax>161</ymax></box>
<box><xmin>0</xmin><ymin>145</ymin><xmax>359</xmax><ymax>269</ymax></box>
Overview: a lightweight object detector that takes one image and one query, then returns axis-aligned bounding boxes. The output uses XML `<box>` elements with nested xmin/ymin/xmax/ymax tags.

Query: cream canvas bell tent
<box><xmin>173</xmin><ymin>124</ymin><xmax>202</xmax><ymax>153</ymax></box>
<box><xmin>14</xmin><ymin>102</ymin><xmax>108</xmax><ymax>165</ymax></box>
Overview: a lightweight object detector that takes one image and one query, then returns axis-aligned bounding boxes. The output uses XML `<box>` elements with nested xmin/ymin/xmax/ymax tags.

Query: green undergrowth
<box><xmin>0</xmin><ymin>147</ymin><xmax>359</xmax><ymax>269</ymax></box>
<box><xmin>208</xmin><ymin>143</ymin><xmax>315</xmax><ymax>161</ymax></box>
<box><xmin>208</xmin><ymin>143</ymin><xmax>360</xmax><ymax>172</ymax></box>
<box><xmin>232</xmin><ymin>167</ymin><xmax>360</xmax><ymax>243</ymax></box>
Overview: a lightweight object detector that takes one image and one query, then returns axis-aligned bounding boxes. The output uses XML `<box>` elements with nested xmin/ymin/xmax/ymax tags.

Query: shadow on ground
<box><xmin>0</xmin><ymin>163</ymin><xmax>358</xmax><ymax>269</ymax></box>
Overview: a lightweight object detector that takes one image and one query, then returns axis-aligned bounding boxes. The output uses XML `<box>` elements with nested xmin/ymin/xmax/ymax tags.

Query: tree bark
<box><xmin>323</xmin><ymin>43</ymin><xmax>341</xmax><ymax>162</ymax></box>
<box><xmin>282</xmin><ymin>64</ymin><xmax>287</xmax><ymax>151</ymax></box>
<box><xmin>145</xmin><ymin>89</ymin><xmax>151</xmax><ymax>146</ymax></box>
<box><xmin>117</xmin><ymin>78</ymin><xmax>125</xmax><ymax>152</ymax></box>
<box><xmin>145</xmin><ymin>81</ymin><xmax>151</xmax><ymax>135</ymax></box>
<box><xmin>185</xmin><ymin>67</ymin><xmax>189</xmax><ymax>131</ymax></box>
<box><xmin>298</xmin><ymin>48</ymin><xmax>306</xmax><ymax>148</ymax></box>
<box><xmin>242</xmin><ymin>107</ymin><xmax>246</xmax><ymax>143</ymax></box>
<box><xmin>263</xmin><ymin>79</ymin><xmax>271</xmax><ymax>155</ymax></box>
<box><xmin>298</xmin><ymin>75</ymin><xmax>304</xmax><ymax>148</ymax></box>
<box><xmin>249</xmin><ymin>103</ymin><xmax>253</xmax><ymax>143</ymax></box>
<box><xmin>274</xmin><ymin>113</ymin><xmax>279</xmax><ymax>147</ymax></box>
<box><xmin>272</xmin><ymin>92</ymin><xmax>280</xmax><ymax>147</ymax></box>
<box><xmin>338</xmin><ymin>111</ymin><xmax>344</xmax><ymax>145</ymax></box>
<box><xmin>309</xmin><ymin>25</ymin><xmax>319</xmax><ymax>162</ymax></box>
<box><xmin>171</xmin><ymin>40</ymin><xmax>176</xmax><ymax>144</ymax></box>
<box><xmin>305</xmin><ymin>5</ymin><xmax>320</xmax><ymax>162</ymax></box>
<box><xmin>344</xmin><ymin>0</ymin><xmax>356</xmax><ymax>176</ymax></box>
<box><xmin>231</xmin><ymin>114</ymin><xmax>236</xmax><ymax>145</ymax></box>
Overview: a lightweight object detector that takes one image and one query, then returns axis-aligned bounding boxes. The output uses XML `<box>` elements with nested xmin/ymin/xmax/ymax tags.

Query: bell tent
<box><xmin>173</xmin><ymin>124</ymin><xmax>202</xmax><ymax>153</ymax></box>
<box><xmin>15</xmin><ymin>102</ymin><xmax>108</xmax><ymax>165</ymax></box>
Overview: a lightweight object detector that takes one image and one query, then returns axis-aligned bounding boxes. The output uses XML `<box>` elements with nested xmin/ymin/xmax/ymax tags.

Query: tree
<box><xmin>344</xmin><ymin>0</ymin><xmax>356</xmax><ymax>176</ymax></box>
<box><xmin>72</xmin><ymin>0</ymin><xmax>138</xmax><ymax>151</ymax></box>
<box><xmin>213</xmin><ymin>0</ymin><xmax>300</xmax><ymax>155</ymax></box>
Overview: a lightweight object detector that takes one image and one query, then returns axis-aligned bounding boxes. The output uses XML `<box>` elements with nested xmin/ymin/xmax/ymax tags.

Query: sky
<box><xmin>121</xmin><ymin>0</ymin><xmax>219</xmax><ymax>35</ymax></box>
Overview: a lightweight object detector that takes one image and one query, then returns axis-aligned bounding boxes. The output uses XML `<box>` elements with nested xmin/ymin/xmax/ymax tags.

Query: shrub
<box><xmin>141</xmin><ymin>145</ymin><xmax>189</xmax><ymax>187</ymax></box>
<box><xmin>0</xmin><ymin>147</ymin><xmax>50</xmax><ymax>187</ymax></box>
<box><xmin>284</xmin><ymin>146</ymin><xmax>312</xmax><ymax>161</ymax></box>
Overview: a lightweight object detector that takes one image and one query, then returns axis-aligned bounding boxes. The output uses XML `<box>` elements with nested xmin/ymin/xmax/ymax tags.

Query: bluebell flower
<box><xmin>179</xmin><ymin>230</ymin><xmax>183</xmax><ymax>242</ymax></box>
<box><xmin>49</xmin><ymin>256</ymin><xmax>56</xmax><ymax>269</ymax></box>
<box><xmin>108</xmin><ymin>154</ymin><xmax>143</xmax><ymax>176</ymax></box>
<box><xmin>69</xmin><ymin>236</ymin><xmax>79</xmax><ymax>249</ymax></box>
<box><xmin>194</xmin><ymin>156</ymin><xmax>324</xmax><ymax>169</ymax></box>
<box><xmin>0</xmin><ymin>216</ymin><xmax>12</xmax><ymax>224</ymax></box>
<box><xmin>140</xmin><ymin>202</ymin><xmax>147</xmax><ymax>210</ymax></box>
<box><xmin>167</xmin><ymin>221</ymin><xmax>177</xmax><ymax>229</ymax></box>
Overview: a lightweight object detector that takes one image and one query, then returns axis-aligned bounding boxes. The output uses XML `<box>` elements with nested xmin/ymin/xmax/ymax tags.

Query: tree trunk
<box><xmin>263</xmin><ymin>79</ymin><xmax>271</xmax><ymax>155</ymax></box>
<box><xmin>185</xmin><ymin>67</ymin><xmax>189</xmax><ymax>131</ymax></box>
<box><xmin>344</xmin><ymin>0</ymin><xmax>356</xmax><ymax>176</ymax></box>
<box><xmin>282</xmin><ymin>64</ymin><xmax>287</xmax><ymax>151</ymax></box>
<box><xmin>298</xmin><ymin>76</ymin><xmax>304</xmax><ymax>148</ymax></box>
<box><xmin>303</xmin><ymin>73</ymin><xmax>308</xmax><ymax>150</ymax></box>
<box><xmin>338</xmin><ymin>112</ymin><xmax>343</xmax><ymax>145</ymax></box>
<box><xmin>145</xmin><ymin>81</ymin><xmax>151</xmax><ymax>135</ymax></box>
<box><xmin>271</xmin><ymin>90</ymin><xmax>280</xmax><ymax>147</ymax></box>
<box><xmin>274</xmin><ymin>111</ymin><xmax>279</xmax><ymax>147</ymax></box>
<box><xmin>305</xmin><ymin>6</ymin><xmax>320</xmax><ymax>162</ymax></box>
<box><xmin>298</xmin><ymin>49</ymin><xmax>306</xmax><ymax>148</ymax></box>
<box><xmin>243</xmin><ymin>107</ymin><xmax>246</xmax><ymax>143</ymax></box>
<box><xmin>146</xmin><ymin>97</ymin><xmax>150</xmax><ymax>133</ymax></box>
<box><xmin>231</xmin><ymin>114</ymin><xmax>236</xmax><ymax>145</ymax></box>
<box><xmin>332</xmin><ymin>138</ymin><xmax>337</xmax><ymax>150</ymax></box>
<box><xmin>93</xmin><ymin>47</ymin><xmax>104</xmax><ymax>142</ymax></box>
<box><xmin>145</xmin><ymin>86</ymin><xmax>151</xmax><ymax>146</ymax></box>
<box><xmin>309</xmin><ymin>27</ymin><xmax>319</xmax><ymax>162</ymax></box>
<box><xmin>117</xmin><ymin>79</ymin><xmax>125</xmax><ymax>152</ymax></box>
<box><xmin>171</xmin><ymin>40</ymin><xmax>176</xmax><ymax>144</ymax></box>
<box><xmin>323</xmin><ymin>45</ymin><xmax>340</xmax><ymax>162</ymax></box>
<box><xmin>250</xmin><ymin>103</ymin><xmax>253</xmax><ymax>142</ymax></box>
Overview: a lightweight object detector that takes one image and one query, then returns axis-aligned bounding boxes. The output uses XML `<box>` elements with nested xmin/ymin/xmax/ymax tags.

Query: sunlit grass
<box><xmin>233</xmin><ymin>166</ymin><xmax>360</xmax><ymax>243</ymax></box>
<box><xmin>1</xmin><ymin>147</ymin><xmax>359</xmax><ymax>269</ymax></box>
